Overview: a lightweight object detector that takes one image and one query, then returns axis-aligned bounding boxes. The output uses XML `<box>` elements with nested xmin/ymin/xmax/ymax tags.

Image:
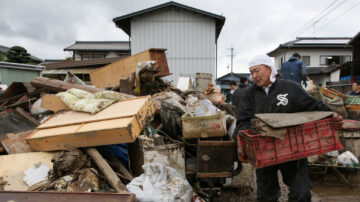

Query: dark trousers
<box><xmin>256</xmin><ymin>158</ymin><xmax>312</xmax><ymax>202</ymax></box>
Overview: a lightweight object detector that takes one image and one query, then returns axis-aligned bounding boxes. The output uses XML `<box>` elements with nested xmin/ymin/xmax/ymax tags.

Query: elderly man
<box><xmin>236</xmin><ymin>54</ymin><xmax>342</xmax><ymax>202</ymax></box>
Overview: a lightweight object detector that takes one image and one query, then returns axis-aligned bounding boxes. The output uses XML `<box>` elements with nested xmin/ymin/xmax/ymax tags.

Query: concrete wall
<box><xmin>272</xmin><ymin>49</ymin><xmax>352</xmax><ymax>69</ymax></box>
<box><xmin>130</xmin><ymin>7</ymin><xmax>216</xmax><ymax>84</ymax></box>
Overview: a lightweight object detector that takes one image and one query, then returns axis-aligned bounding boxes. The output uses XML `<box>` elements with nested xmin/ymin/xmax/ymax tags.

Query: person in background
<box><xmin>233</xmin><ymin>77</ymin><xmax>249</xmax><ymax>108</ymax></box>
<box><xmin>280</xmin><ymin>53</ymin><xmax>307</xmax><ymax>86</ymax></box>
<box><xmin>346</xmin><ymin>80</ymin><xmax>360</xmax><ymax>96</ymax></box>
<box><xmin>225</xmin><ymin>80</ymin><xmax>237</xmax><ymax>104</ymax></box>
<box><xmin>236</xmin><ymin>54</ymin><xmax>343</xmax><ymax>202</ymax></box>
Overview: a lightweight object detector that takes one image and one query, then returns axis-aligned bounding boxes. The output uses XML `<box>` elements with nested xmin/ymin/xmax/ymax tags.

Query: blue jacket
<box><xmin>280</xmin><ymin>56</ymin><xmax>306</xmax><ymax>83</ymax></box>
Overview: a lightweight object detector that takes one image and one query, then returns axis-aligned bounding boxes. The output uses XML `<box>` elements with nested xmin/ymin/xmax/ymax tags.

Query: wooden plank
<box><xmin>86</xmin><ymin>148</ymin><xmax>127</xmax><ymax>193</ymax></box>
<box><xmin>90</xmin><ymin>49</ymin><xmax>168</xmax><ymax>89</ymax></box>
<box><xmin>1</xmin><ymin>130</ymin><xmax>33</xmax><ymax>154</ymax></box>
<box><xmin>40</xmin><ymin>94</ymin><xmax>70</xmax><ymax>112</ymax></box>
<box><xmin>0</xmin><ymin>152</ymin><xmax>53</xmax><ymax>191</ymax></box>
<box><xmin>108</xmin><ymin>154</ymin><xmax>133</xmax><ymax>181</ymax></box>
<box><xmin>14</xmin><ymin>108</ymin><xmax>39</xmax><ymax>126</ymax></box>
<box><xmin>196</xmin><ymin>172</ymin><xmax>233</xmax><ymax>178</ymax></box>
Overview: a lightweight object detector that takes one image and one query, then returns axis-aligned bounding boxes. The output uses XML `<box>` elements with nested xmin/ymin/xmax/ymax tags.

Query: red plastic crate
<box><xmin>237</xmin><ymin>118</ymin><xmax>343</xmax><ymax>168</ymax></box>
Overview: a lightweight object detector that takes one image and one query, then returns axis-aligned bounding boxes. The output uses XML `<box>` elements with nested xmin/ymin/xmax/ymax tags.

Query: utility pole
<box><xmin>228</xmin><ymin>47</ymin><xmax>235</xmax><ymax>79</ymax></box>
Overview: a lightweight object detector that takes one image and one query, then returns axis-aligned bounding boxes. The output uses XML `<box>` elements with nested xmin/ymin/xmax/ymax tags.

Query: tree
<box><xmin>0</xmin><ymin>53</ymin><xmax>5</xmax><ymax>61</ymax></box>
<box><xmin>6</xmin><ymin>46</ymin><xmax>31</xmax><ymax>63</ymax></box>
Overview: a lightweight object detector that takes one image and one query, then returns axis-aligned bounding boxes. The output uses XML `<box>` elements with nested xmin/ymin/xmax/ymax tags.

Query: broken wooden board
<box><xmin>90</xmin><ymin>48</ymin><xmax>169</xmax><ymax>89</ymax></box>
<box><xmin>27</xmin><ymin>96</ymin><xmax>155</xmax><ymax>151</ymax></box>
<box><xmin>40</xmin><ymin>94</ymin><xmax>70</xmax><ymax>112</ymax></box>
<box><xmin>0</xmin><ymin>152</ymin><xmax>53</xmax><ymax>191</ymax></box>
<box><xmin>0</xmin><ymin>110</ymin><xmax>37</xmax><ymax>136</ymax></box>
<box><xmin>0</xmin><ymin>191</ymin><xmax>135</xmax><ymax>202</ymax></box>
<box><xmin>1</xmin><ymin>130</ymin><xmax>33</xmax><ymax>154</ymax></box>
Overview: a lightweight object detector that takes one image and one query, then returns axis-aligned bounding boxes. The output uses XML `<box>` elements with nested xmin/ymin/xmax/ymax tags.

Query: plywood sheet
<box><xmin>0</xmin><ymin>152</ymin><xmax>53</xmax><ymax>191</ymax></box>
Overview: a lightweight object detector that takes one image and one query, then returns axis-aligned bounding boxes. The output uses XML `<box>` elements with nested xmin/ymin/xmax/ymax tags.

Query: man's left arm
<box><xmin>293</xmin><ymin>83</ymin><xmax>343</xmax><ymax>128</ymax></box>
<box><xmin>293</xmin><ymin>83</ymin><xmax>330</xmax><ymax>112</ymax></box>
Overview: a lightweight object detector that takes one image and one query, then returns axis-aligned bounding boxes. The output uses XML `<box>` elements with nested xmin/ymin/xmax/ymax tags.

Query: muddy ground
<box><xmin>213</xmin><ymin>163</ymin><xmax>360</xmax><ymax>202</ymax></box>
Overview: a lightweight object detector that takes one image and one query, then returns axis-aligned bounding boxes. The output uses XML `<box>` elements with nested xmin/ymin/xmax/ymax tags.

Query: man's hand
<box><xmin>332</xmin><ymin>112</ymin><xmax>343</xmax><ymax>130</ymax></box>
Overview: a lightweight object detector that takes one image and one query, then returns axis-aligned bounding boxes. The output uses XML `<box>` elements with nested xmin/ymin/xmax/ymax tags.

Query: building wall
<box><xmin>130</xmin><ymin>7</ymin><xmax>216</xmax><ymax>84</ymax></box>
<box><xmin>272</xmin><ymin>49</ymin><xmax>352</xmax><ymax>69</ymax></box>
<box><xmin>0</xmin><ymin>68</ymin><xmax>41</xmax><ymax>85</ymax></box>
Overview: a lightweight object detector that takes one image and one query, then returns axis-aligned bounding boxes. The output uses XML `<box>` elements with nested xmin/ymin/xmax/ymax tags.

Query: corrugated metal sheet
<box><xmin>130</xmin><ymin>7</ymin><xmax>216</xmax><ymax>84</ymax></box>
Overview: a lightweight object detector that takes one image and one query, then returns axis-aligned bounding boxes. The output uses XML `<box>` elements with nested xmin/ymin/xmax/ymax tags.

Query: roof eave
<box><xmin>113</xmin><ymin>1</ymin><xmax>225</xmax><ymax>40</ymax></box>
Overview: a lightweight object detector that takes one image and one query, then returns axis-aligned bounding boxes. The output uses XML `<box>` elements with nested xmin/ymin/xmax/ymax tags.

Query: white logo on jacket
<box><xmin>277</xmin><ymin>93</ymin><xmax>288</xmax><ymax>106</ymax></box>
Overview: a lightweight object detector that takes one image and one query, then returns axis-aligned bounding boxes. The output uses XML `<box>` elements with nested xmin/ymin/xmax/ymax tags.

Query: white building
<box><xmin>268</xmin><ymin>37</ymin><xmax>352</xmax><ymax>86</ymax></box>
<box><xmin>64</xmin><ymin>41</ymin><xmax>130</xmax><ymax>61</ymax></box>
<box><xmin>113</xmin><ymin>1</ymin><xmax>225</xmax><ymax>84</ymax></box>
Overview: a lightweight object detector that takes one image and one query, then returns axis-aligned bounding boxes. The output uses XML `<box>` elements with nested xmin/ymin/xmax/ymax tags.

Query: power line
<box><xmin>316</xmin><ymin>1</ymin><xmax>360</xmax><ymax>33</ymax></box>
<box><xmin>287</xmin><ymin>0</ymin><xmax>339</xmax><ymax>39</ymax></box>
<box><xmin>294</xmin><ymin>0</ymin><xmax>347</xmax><ymax>37</ymax></box>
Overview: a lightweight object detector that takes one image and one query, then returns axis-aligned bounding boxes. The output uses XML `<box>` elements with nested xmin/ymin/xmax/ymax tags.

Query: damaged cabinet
<box><xmin>197</xmin><ymin>140</ymin><xmax>236</xmax><ymax>178</ymax></box>
<box><xmin>27</xmin><ymin>96</ymin><xmax>155</xmax><ymax>151</ymax></box>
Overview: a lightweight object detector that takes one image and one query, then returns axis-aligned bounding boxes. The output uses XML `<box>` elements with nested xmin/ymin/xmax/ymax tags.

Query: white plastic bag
<box><xmin>126</xmin><ymin>163</ymin><xmax>192</xmax><ymax>202</ymax></box>
<box><xmin>337</xmin><ymin>151</ymin><xmax>359</xmax><ymax>167</ymax></box>
<box><xmin>30</xmin><ymin>98</ymin><xmax>48</xmax><ymax>115</ymax></box>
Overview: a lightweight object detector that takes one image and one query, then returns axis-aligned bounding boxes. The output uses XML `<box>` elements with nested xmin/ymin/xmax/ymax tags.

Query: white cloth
<box><xmin>249</xmin><ymin>54</ymin><xmax>278</xmax><ymax>83</ymax></box>
<box><xmin>230</xmin><ymin>89</ymin><xmax>235</xmax><ymax>94</ymax></box>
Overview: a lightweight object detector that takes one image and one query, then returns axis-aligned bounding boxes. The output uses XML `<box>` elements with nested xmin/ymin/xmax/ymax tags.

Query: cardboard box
<box><xmin>27</xmin><ymin>96</ymin><xmax>155</xmax><ymax>151</ymax></box>
<box><xmin>90</xmin><ymin>48</ymin><xmax>169</xmax><ymax>89</ymax></box>
<box><xmin>181</xmin><ymin>111</ymin><xmax>226</xmax><ymax>139</ymax></box>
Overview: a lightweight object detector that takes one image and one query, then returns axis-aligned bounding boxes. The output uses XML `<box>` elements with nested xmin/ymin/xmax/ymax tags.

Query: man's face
<box><xmin>230</xmin><ymin>84</ymin><xmax>236</xmax><ymax>90</ymax></box>
<box><xmin>249</xmin><ymin>65</ymin><xmax>272</xmax><ymax>87</ymax></box>
<box><xmin>352</xmin><ymin>83</ymin><xmax>359</xmax><ymax>91</ymax></box>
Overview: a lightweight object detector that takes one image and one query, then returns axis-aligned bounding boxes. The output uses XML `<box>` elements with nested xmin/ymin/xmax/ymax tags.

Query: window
<box><xmin>320</xmin><ymin>55</ymin><xmax>351</xmax><ymax>65</ymax></box>
<box><xmin>81</xmin><ymin>54</ymin><xmax>105</xmax><ymax>60</ymax></box>
<box><xmin>301</xmin><ymin>56</ymin><xmax>310</xmax><ymax>66</ymax></box>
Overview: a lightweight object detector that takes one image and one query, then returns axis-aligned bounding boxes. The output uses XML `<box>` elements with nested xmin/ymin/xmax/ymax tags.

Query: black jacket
<box><xmin>236</xmin><ymin>79</ymin><xmax>331</xmax><ymax>129</ymax></box>
<box><xmin>233</xmin><ymin>84</ymin><xmax>248</xmax><ymax>108</ymax></box>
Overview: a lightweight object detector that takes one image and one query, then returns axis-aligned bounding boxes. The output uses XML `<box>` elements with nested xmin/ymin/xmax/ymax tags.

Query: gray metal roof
<box><xmin>64</xmin><ymin>41</ymin><xmax>130</xmax><ymax>51</ymax></box>
<box><xmin>307</xmin><ymin>67</ymin><xmax>325</xmax><ymax>75</ymax></box>
<box><xmin>0</xmin><ymin>45</ymin><xmax>43</xmax><ymax>62</ymax></box>
<box><xmin>0</xmin><ymin>61</ymin><xmax>44</xmax><ymax>71</ymax></box>
<box><xmin>268</xmin><ymin>37</ymin><xmax>352</xmax><ymax>56</ymax></box>
<box><xmin>113</xmin><ymin>1</ymin><xmax>226</xmax><ymax>40</ymax></box>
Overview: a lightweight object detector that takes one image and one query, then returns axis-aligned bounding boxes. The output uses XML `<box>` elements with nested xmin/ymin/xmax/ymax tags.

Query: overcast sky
<box><xmin>1</xmin><ymin>0</ymin><xmax>360</xmax><ymax>77</ymax></box>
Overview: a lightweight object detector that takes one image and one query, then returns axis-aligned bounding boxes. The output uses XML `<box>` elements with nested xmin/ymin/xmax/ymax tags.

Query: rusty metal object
<box><xmin>0</xmin><ymin>191</ymin><xmax>135</xmax><ymax>202</ymax></box>
<box><xmin>197</xmin><ymin>140</ymin><xmax>236</xmax><ymax>178</ymax></box>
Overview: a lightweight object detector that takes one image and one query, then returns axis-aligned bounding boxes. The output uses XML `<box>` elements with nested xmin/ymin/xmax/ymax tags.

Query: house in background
<box><xmin>215</xmin><ymin>73</ymin><xmax>250</xmax><ymax>94</ymax></box>
<box><xmin>113</xmin><ymin>1</ymin><xmax>226</xmax><ymax>84</ymax></box>
<box><xmin>0</xmin><ymin>45</ymin><xmax>43</xmax><ymax>64</ymax></box>
<box><xmin>268</xmin><ymin>37</ymin><xmax>352</xmax><ymax>86</ymax></box>
<box><xmin>42</xmin><ymin>41</ymin><xmax>130</xmax><ymax>82</ymax></box>
<box><xmin>42</xmin><ymin>57</ymin><xmax>125</xmax><ymax>83</ymax></box>
<box><xmin>0</xmin><ymin>61</ymin><xmax>44</xmax><ymax>85</ymax></box>
<box><xmin>64</xmin><ymin>41</ymin><xmax>130</xmax><ymax>61</ymax></box>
